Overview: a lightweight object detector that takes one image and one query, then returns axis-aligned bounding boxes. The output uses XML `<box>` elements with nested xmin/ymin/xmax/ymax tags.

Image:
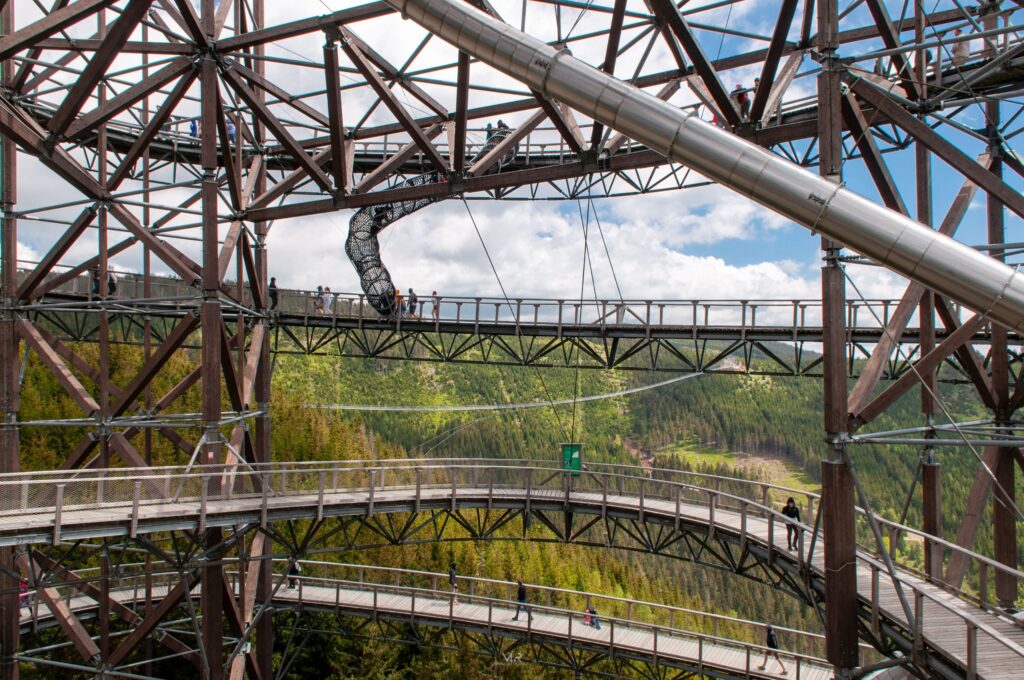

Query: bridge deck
<box><xmin>3</xmin><ymin>482</ymin><xmax>1021</xmax><ymax>678</ymax></box>
<box><xmin>19</xmin><ymin>581</ymin><xmax>831</xmax><ymax>679</ymax></box>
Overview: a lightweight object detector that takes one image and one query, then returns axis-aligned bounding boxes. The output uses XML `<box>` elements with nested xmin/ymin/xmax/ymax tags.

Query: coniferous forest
<box><xmin>16</xmin><ymin>342</ymin><xmax>1024</xmax><ymax>678</ymax></box>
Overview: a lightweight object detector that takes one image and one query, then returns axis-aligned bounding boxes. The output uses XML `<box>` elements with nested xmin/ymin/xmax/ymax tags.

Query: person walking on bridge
<box><xmin>781</xmin><ymin>497</ymin><xmax>801</xmax><ymax>551</ymax></box>
<box><xmin>407</xmin><ymin>288</ymin><xmax>418</xmax><ymax>317</ymax></box>
<box><xmin>757</xmin><ymin>624</ymin><xmax>787</xmax><ymax>674</ymax></box>
<box><xmin>449</xmin><ymin>561</ymin><xmax>460</xmax><ymax>604</ymax></box>
<box><xmin>268</xmin><ymin>277</ymin><xmax>278</xmax><ymax>311</ymax></box>
<box><xmin>512</xmin><ymin>579</ymin><xmax>531</xmax><ymax>622</ymax></box>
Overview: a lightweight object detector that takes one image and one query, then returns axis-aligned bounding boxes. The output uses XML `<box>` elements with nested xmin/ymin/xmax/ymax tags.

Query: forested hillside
<box><xmin>17</xmin><ymin>340</ymin><xmax>1022</xmax><ymax>678</ymax></box>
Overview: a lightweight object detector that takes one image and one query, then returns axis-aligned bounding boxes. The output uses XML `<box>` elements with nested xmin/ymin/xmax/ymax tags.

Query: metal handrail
<box><xmin>4</xmin><ymin>460</ymin><xmax>1020</xmax><ymax>669</ymax></box>
<box><xmin>0</xmin><ymin>459</ymin><xmax>1019</xmax><ymax>594</ymax></box>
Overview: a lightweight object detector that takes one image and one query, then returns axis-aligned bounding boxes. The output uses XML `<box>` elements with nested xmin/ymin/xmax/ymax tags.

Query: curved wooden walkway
<box><xmin>2</xmin><ymin>462</ymin><xmax>1022</xmax><ymax>678</ymax></box>
<box><xmin>18</xmin><ymin>578</ymin><xmax>831</xmax><ymax>680</ymax></box>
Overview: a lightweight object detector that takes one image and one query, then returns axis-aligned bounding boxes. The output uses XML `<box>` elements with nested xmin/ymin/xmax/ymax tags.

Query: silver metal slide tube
<box><xmin>385</xmin><ymin>0</ymin><xmax>1024</xmax><ymax>332</ymax></box>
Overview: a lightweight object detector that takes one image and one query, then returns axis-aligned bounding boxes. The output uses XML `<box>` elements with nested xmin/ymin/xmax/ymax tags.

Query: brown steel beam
<box><xmin>863</xmin><ymin>0</ymin><xmax>921</xmax><ymax>100</ymax></box>
<box><xmin>228</xmin><ymin>59</ymin><xmax>330</xmax><ymax>128</ymax></box>
<box><xmin>591</xmin><ymin>0</ymin><xmax>626</xmax><ymax>148</ymax></box>
<box><xmin>944</xmin><ymin>446</ymin><xmax>1001</xmax><ymax>589</ymax></box>
<box><xmin>532</xmin><ymin>91</ymin><xmax>586</xmax><ymax>156</ymax></box>
<box><xmin>818</xmin><ymin>0</ymin><xmax>858</xmax><ymax>673</ymax></box>
<box><xmin>250</xmin><ymin>147</ymin><xmax>667</xmax><ymax>221</ymax></box>
<box><xmin>933</xmin><ymin>296</ymin><xmax>996</xmax><ymax>409</ymax></box>
<box><xmin>467</xmin><ymin>110</ymin><xmax>545</xmax><ymax>176</ymax></box>
<box><xmin>353</xmin><ymin>124</ymin><xmax>443</xmax><ymax>193</ymax></box>
<box><xmin>220</xmin><ymin>60</ymin><xmax>332</xmax><ymax>193</ymax></box>
<box><xmin>66</xmin><ymin>56</ymin><xmax>194</xmax><ymax>138</ymax></box>
<box><xmin>453</xmin><ymin>50</ymin><xmax>470</xmax><ymax>172</ymax></box>
<box><xmin>17</xmin><ymin>320</ymin><xmax>101</xmax><ymax>415</ymax></box>
<box><xmin>342</xmin><ymin>29</ymin><xmax>448</xmax><ymax>119</ymax></box>
<box><xmin>849</xmin><ymin>314</ymin><xmax>985</xmax><ymax>428</ymax></box>
<box><xmin>15</xmin><ymin>205</ymin><xmax>98</xmax><ymax>300</ymax></box>
<box><xmin>323</xmin><ymin>37</ymin><xmax>347</xmax><ymax>191</ymax></box>
<box><xmin>47</xmin><ymin>0</ymin><xmax>155</xmax><ymax>137</ymax></box>
<box><xmin>647</xmin><ymin>0</ymin><xmax>739</xmax><ymax>127</ymax></box>
<box><xmin>846</xmin><ymin>154</ymin><xmax>988</xmax><ymax>420</ymax></box>
<box><xmin>750</xmin><ymin>0</ymin><xmax>799</xmax><ymax>124</ymax></box>
<box><xmin>215</xmin><ymin>2</ymin><xmax>391</xmax><ymax>52</ymax></box>
<box><xmin>30</xmin><ymin>551</ymin><xmax>199</xmax><ymax>667</ymax></box>
<box><xmin>849</xmin><ymin>77</ymin><xmax>1024</xmax><ymax>221</ymax></box>
<box><xmin>0</xmin><ymin>0</ymin><xmax>119</xmax><ymax>60</ymax></box>
<box><xmin>0</xmin><ymin>3</ymin><xmax>19</xmax><ymax>673</ymax></box>
<box><xmin>106</xmin><ymin>573</ymin><xmax>197</xmax><ymax>668</ymax></box>
<box><xmin>339</xmin><ymin>29</ymin><xmax>447</xmax><ymax>172</ymax></box>
<box><xmin>109</xmin><ymin>69</ymin><xmax>198</xmax><ymax>188</ymax></box>
<box><xmin>841</xmin><ymin>92</ymin><xmax>907</xmax><ymax>214</ymax></box>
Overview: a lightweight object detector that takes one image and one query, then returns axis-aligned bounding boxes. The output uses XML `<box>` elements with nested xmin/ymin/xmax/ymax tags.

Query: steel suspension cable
<box><xmin>461</xmin><ymin>198</ymin><xmax>572</xmax><ymax>441</ymax></box>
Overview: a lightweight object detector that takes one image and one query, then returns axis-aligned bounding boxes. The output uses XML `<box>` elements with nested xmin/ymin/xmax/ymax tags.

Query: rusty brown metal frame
<box><xmin>0</xmin><ymin>1</ymin><xmax>1022</xmax><ymax>679</ymax></box>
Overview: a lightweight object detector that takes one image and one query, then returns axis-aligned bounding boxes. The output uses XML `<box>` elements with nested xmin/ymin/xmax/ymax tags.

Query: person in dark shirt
<box><xmin>758</xmin><ymin>624</ymin><xmax>787</xmax><ymax>674</ymax></box>
<box><xmin>90</xmin><ymin>269</ymin><xmax>100</xmax><ymax>300</ymax></box>
<box><xmin>106</xmin><ymin>273</ymin><xmax>117</xmax><ymax>299</ymax></box>
<box><xmin>268</xmin><ymin>277</ymin><xmax>278</xmax><ymax>310</ymax></box>
<box><xmin>287</xmin><ymin>559</ymin><xmax>301</xmax><ymax>589</ymax></box>
<box><xmin>512</xmin><ymin>579</ymin><xmax>530</xmax><ymax>622</ymax></box>
<box><xmin>585</xmin><ymin>604</ymin><xmax>600</xmax><ymax>630</ymax></box>
<box><xmin>449</xmin><ymin>561</ymin><xmax>459</xmax><ymax>604</ymax></box>
<box><xmin>407</xmin><ymin>288</ymin><xmax>418</xmax><ymax>317</ymax></box>
<box><xmin>782</xmin><ymin>497</ymin><xmax>801</xmax><ymax>551</ymax></box>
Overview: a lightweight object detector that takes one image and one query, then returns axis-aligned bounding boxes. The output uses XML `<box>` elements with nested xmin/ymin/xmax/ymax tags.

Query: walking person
<box><xmin>19</xmin><ymin>578</ymin><xmax>29</xmax><ymax>608</ymax></box>
<box><xmin>758</xmin><ymin>624</ymin><xmax>787</xmax><ymax>674</ymax></box>
<box><xmin>407</xmin><ymin>288</ymin><xmax>418</xmax><ymax>317</ymax></box>
<box><xmin>585</xmin><ymin>604</ymin><xmax>601</xmax><ymax>630</ymax></box>
<box><xmin>106</xmin><ymin>273</ymin><xmax>117</xmax><ymax>299</ymax></box>
<box><xmin>781</xmin><ymin>497</ymin><xmax>801</xmax><ymax>551</ymax></box>
<box><xmin>449</xmin><ymin>561</ymin><xmax>460</xmax><ymax>604</ymax></box>
<box><xmin>431</xmin><ymin>291</ymin><xmax>440</xmax><ymax>321</ymax></box>
<box><xmin>512</xmin><ymin>579</ymin><xmax>530</xmax><ymax>622</ymax></box>
<box><xmin>314</xmin><ymin>285</ymin><xmax>324</xmax><ymax>315</ymax></box>
<box><xmin>322</xmin><ymin>286</ymin><xmax>333</xmax><ymax>315</ymax></box>
<box><xmin>268</xmin><ymin>277</ymin><xmax>278</xmax><ymax>310</ymax></box>
<box><xmin>90</xmin><ymin>268</ymin><xmax>100</xmax><ymax>300</ymax></box>
<box><xmin>287</xmin><ymin>558</ymin><xmax>301</xmax><ymax>589</ymax></box>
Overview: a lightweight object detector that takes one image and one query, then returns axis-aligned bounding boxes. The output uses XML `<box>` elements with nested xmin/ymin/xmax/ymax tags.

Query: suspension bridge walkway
<box><xmin>20</xmin><ymin>269</ymin><xmax>1019</xmax><ymax>376</ymax></box>
<box><xmin>18</xmin><ymin>564</ymin><xmax>836</xmax><ymax>680</ymax></box>
<box><xmin>1</xmin><ymin>460</ymin><xmax>1021</xmax><ymax>678</ymax></box>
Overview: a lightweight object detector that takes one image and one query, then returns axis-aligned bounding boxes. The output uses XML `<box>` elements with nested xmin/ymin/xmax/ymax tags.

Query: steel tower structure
<box><xmin>0</xmin><ymin>1</ymin><xmax>1022</xmax><ymax>678</ymax></box>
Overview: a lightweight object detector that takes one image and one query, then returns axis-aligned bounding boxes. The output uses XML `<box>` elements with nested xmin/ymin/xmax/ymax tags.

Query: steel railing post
<box><xmin>52</xmin><ymin>484</ymin><xmax>65</xmax><ymax>545</ymax></box>
<box><xmin>130</xmin><ymin>481</ymin><xmax>141</xmax><ymax>538</ymax></box>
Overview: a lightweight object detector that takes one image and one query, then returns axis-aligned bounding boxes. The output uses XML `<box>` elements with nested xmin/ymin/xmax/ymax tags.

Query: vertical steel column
<box><xmin>983</xmin><ymin>2</ymin><xmax>1018</xmax><ymax>607</ymax></box>
<box><xmin>94</xmin><ymin>6</ymin><xmax>112</xmax><ymax>665</ymax></box>
<box><xmin>141</xmin><ymin>19</ymin><xmax>155</xmax><ymax>675</ymax></box>
<box><xmin>0</xmin><ymin>4</ymin><xmax>19</xmax><ymax>678</ymax></box>
<box><xmin>818</xmin><ymin>0</ymin><xmax>858</xmax><ymax>674</ymax></box>
<box><xmin>915</xmin><ymin>0</ymin><xmax>942</xmax><ymax>581</ymax></box>
<box><xmin>200</xmin><ymin>1</ymin><xmax>224</xmax><ymax>676</ymax></box>
<box><xmin>250</xmin><ymin>2</ymin><xmax>274</xmax><ymax>675</ymax></box>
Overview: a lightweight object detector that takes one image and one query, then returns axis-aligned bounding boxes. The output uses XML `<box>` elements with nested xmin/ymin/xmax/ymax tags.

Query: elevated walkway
<box><xmin>18</xmin><ymin>566</ymin><xmax>833</xmax><ymax>680</ymax></box>
<box><xmin>21</xmin><ymin>268</ymin><xmax>1018</xmax><ymax>376</ymax></box>
<box><xmin>1</xmin><ymin>460</ymin><xmax>1021</xmax><ymax>678</ymax></box>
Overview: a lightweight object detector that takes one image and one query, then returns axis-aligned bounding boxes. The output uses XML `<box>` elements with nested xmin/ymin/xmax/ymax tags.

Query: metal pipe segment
<box><xmin>385</xmin><ymin>0</ymin><xmax>1024</xmax><ymax>333</ymax></box>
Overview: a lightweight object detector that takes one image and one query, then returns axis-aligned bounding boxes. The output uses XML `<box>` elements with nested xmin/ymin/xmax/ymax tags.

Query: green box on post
<box><xmin>561</xmin><ymin>443</ymin><xmax>582</xmax><ymax>476</ymax></box>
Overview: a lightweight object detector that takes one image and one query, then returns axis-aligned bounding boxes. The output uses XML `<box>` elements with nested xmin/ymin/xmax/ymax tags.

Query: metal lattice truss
<box><xmin>2</xmin><ymin>1</ymin><xmax>1024</xmax><ymax>679</ymax></box>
